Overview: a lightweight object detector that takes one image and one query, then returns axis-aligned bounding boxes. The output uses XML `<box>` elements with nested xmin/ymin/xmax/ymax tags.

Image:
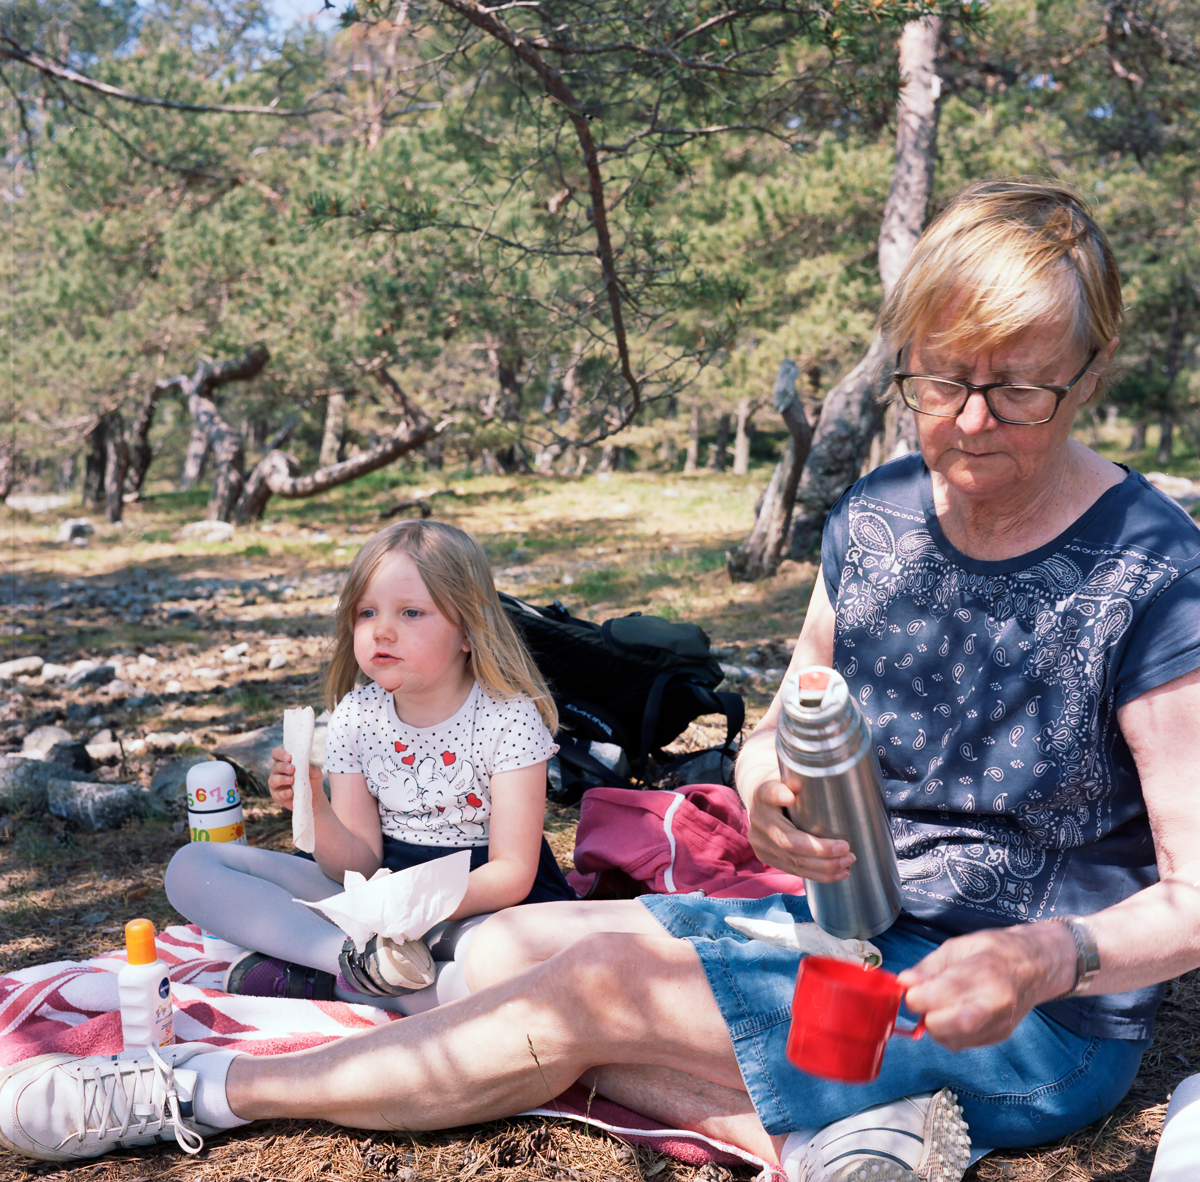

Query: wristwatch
<box><xmin>1050</xmin><ymin>916</ymin><xmax>1101</xmax><ymax>998</ymax></box>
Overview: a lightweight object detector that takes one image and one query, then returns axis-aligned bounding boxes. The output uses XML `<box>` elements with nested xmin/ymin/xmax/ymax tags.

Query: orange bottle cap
<box><xmin>124</xmin><ymin>918</ymin><xmax>158</xmax><ymax>965</ymax></box>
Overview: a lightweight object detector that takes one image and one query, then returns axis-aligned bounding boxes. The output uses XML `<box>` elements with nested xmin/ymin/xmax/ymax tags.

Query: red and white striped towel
<box><xmin>0</xmin><ymin>924</ymin><xmax>781</xmax><ymax>1180</ymax></box>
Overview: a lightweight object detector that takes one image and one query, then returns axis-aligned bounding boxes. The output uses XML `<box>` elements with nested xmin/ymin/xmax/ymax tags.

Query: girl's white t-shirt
<box><xmin>323</xmin><ymin>680</ymin><xmax>557</xmax><ymax>847</ymax></box>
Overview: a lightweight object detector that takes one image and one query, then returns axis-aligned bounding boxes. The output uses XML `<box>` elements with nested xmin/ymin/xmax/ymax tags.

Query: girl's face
<box><xmin>352</xmin><ymin>549</ymin><xmax>471</xmax><ymax>699</ymax></box>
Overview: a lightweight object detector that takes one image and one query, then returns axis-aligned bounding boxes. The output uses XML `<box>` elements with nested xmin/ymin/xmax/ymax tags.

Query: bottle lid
<box><xmin>125</xmin><ymin>918</ymin><xmax>158</xmax><ymax>965</ymax></box>
<box><xmin>186</xmin><ymin>760</ymin><xmax>239</xmax><ymax>795</ymax></box>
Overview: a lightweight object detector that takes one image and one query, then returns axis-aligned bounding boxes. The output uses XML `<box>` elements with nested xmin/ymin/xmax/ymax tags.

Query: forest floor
<box><xmin>0</xmin><ymin>462</ymin><xmax>1194</xmax><ymax>1182</ymax></box>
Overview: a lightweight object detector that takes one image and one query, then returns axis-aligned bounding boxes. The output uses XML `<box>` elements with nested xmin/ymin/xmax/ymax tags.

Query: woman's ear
<box><xmin>1084</xmin><ymin>335</ymin><xmax>1120</xmax><ymax>404</ymax></box>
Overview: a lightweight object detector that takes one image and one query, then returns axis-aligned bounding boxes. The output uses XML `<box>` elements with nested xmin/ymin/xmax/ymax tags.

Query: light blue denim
<box><xmin>640</xmin><ymin>892</ymin><xmax>1148</xmax><ymax>1147</ymax></box>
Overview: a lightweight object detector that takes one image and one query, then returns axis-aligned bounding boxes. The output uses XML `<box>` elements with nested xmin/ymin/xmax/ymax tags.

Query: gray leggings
<box><xmin>164</xmin><ymin>842</ymin><xmax>486</xmax><ymax>1015</ymax></box>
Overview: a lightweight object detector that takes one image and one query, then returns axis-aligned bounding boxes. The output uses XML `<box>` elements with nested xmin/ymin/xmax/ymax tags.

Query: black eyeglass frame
<box><xmin>893</xmin><ymin>349</ymin><xmax>1099</xmax><ymax>426</ymax></box>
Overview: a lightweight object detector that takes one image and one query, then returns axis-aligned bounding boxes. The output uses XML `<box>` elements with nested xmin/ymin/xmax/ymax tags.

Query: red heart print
<box><xmin>395</xmin><ymin>741</ymin><xmax>408</xmax><ymax>752</ymax></box>
<box><xmin>442</xmin><ymin>751</ymin><xmax>456</xmax><ymax>766</ymax></box>
<box><xmin>466</xmin><ymin>793</ymin><xmax>483</xmax><ymax>807</ymax></box>
<box><xmin>437</xmin><ymin>806</ymin><xmax>445</xmax><ymax>813</ymax></box>
<box><xmin>402</xmin><ymin>754</ymin><xmax>415</xmax><ymax>765</ymax></box>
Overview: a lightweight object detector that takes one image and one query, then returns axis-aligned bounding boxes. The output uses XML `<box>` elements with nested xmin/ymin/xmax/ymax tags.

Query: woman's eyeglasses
<box><xmin>894</xmin><ymin>350</ymin><xmax>1098</xmax><ymax>426</ymax></box>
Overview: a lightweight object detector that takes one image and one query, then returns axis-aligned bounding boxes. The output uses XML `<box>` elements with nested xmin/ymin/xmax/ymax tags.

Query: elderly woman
<box><xmin>6</xmin><ymin>180</ymin><xmax>1200</xmax><ymax>1182</ymax></box>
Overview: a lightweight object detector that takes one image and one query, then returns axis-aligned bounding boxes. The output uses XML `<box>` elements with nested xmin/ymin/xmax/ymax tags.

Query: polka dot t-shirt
<box><xmin>323</xmin><ymin>681</ymin><xmax>558</xmax><ymax>847</ymax></box>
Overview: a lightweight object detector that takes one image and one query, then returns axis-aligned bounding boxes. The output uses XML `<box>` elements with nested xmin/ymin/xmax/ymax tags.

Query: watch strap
<box><xmin>1050</xmin><ymin>916</ymin><xmax>1101</xmax><ymax>998</ymax></box>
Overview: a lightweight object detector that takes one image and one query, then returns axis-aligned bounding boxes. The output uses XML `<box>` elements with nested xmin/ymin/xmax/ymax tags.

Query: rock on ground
<box><xmin>214</xmin><ymin>716</ymin><xmax>328</xmax><ymax>796</ymax></box>
<box><xmin>0</xmin><ymin>656</ymin><xmax>44</xmax><ymax>681</ymax></box>
<box><xmin>0</xmin><ymin>755</ymin><xmax>97</xmax><ymax>812</ymax></box>
<box><xmin>47</xmin><ymin>778</ymin><xmax>148</xmax><ymax>831</ymax></box>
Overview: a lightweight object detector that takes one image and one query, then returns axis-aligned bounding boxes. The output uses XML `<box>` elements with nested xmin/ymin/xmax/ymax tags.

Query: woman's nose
<box><xmin>956</xmin><ymin>390</ymin><xmax>997</xmax><ymax>432</ymax></box>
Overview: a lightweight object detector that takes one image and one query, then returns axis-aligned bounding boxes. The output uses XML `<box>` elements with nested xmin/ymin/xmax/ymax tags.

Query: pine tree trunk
<box><xmin>319</xmin><ymin>389</ymin><xmax>349</xmax><ymax>468</ymax></box>
<box><xmin>727</xmin><ymin>361</ymin><xmax>813</xmax><ymax>581</ymax></box>
<box><xmin>597</xmin><ymin>441</ymin><xmax>621</xmax><ymax>472</ymax></box>
<box><xmin>708</xmin><ymin>413</ymin><xmax>730</xmax><ymax>472</ymax></box>
<box><xmin>179</xmin><ymin>424</ymin><xmax>211</xmax><ymax>492</ymax></box>
<box><xmin>83</xmin><ymin>418</ymin><xmax>107</xmax><ymax>509</ymax></box>
<box><xmin>103</xmin><ymin>412</ymin><xmax>130</xmax><ymax>524</ymax></box>
<box><xmin>1130</xmin><ymin>418</ymin><xmax>1148</xmax><ymax>453</ymax></box>
<box><xmin>784</xmin><ymin>16</ymin><xmax>942</xmax><ymax>560</ymax></box>
<box><xmin>732</xmin><ymin>398</ymin><xmax>756</xmax><ymax>475</ymax></box>
<box><xmin>1157</xmin><ymin>411</ymin><xmax>1175</xmax><ymax>465</ymax></box>
<box><xmin>684</xmin><ymin>405</ymin><xmax>701</xmax><ymax>474</ymax></box>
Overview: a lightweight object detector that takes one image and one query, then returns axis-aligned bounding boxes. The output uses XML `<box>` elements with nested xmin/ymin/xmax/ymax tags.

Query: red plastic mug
<box><xmin>786</xmin><ymin>955</ymin><xmax>926</xmax><ymax>1083</ymax></box>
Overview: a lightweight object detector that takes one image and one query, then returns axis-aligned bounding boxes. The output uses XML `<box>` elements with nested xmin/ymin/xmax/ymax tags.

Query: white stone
<box><xmin>0</xmin><ymin>656</ymin><xmax>43</xmax><ymax>680</ymax></box>
<box><xmin>164</xmin><ymin>680</ymin><xmax>183</xmax><ymax>694</ymax></box>
<box><xmin>136</xmin><ymin>653</ymin><xmax>158</xmax><ymax>667</ymax></box>
<box><xmin>5</xmin><ymin>493</ymin><xmax>72</xmax><ymax>513</ymax></box>
<box><xmin>222</xmin><ymin>642</ymin><xmax>250</xmax><ymax>662</ymax></box>
<box><xmin>57</xmin><ymin>518</ymin><xmax>94</xmax><ymax>543</ymax></box>
<box><xmin>41</xmin><ymin>663</ymin><xmax>69</xmax><ymax>681</ymax></box>
<box><xmin>177</xmin><ymin>520</ymin><xmax>236</xmax><ymax>544</ymax></box>
<box><xmin>268</xmin><ymin>651</ymin><xmax>288</xmax><ymax>670</ymax></box>
<box><xmin>193</xmin><ymin>666</ymin><xmax>222</xmax><ymax>680</ymax></box>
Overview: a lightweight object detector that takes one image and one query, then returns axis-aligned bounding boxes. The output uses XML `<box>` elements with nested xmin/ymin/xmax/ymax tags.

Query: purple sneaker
<box><xmin>222</xmin><ymin>952</ymin><xmax>336</xmax><ymax>1001</ymax></box>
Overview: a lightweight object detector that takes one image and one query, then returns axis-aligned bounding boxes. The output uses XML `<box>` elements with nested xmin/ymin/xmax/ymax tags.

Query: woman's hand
<box><xmin>897</xmin><ymin>922</ymin><xmax>1077</xmax><ymax>1050</ymax></box>
<box><xmin>267</xmin><ymin>746</ymin><xmax>321</xmax><ymax>813</ymax></box>
<box><xmin>743</xmin><ymin>775</ymin><xmax>855</xmax><ymax>883</ymax></box>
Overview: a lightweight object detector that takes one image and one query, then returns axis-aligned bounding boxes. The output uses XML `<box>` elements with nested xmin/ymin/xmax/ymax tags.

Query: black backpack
<box><xmin>500</xmin><ymin>593</ymin><xmax>744</xmax><ymax>802</ymax></box>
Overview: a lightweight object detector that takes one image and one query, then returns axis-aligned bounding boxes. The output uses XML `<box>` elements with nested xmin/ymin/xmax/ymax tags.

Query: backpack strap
<box><xmin>640</xmin><ymin>672</ymin><xmax>745</xmax><ymax>766</ymax></box>
<box><xmin>556</xmin><ymin>736</ymin><xmax>636</xmax><ymax>792</ymax></box>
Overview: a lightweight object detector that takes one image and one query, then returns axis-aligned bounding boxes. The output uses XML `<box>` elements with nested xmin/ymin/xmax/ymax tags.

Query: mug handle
<box><xmin>894</xmin><ymin>1016</ymin><xmax>926</xmax><ymax>1040</ymax></box>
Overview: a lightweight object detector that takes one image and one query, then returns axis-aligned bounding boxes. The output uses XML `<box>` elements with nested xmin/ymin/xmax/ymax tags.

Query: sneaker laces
<box><xmin>63</xmin><ymin>1045</ymin><xmax>205</xmax><ymax>1156</ymax></box>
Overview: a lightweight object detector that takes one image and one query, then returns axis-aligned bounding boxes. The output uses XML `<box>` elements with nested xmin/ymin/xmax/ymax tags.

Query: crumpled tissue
<box><xmin>298</xmin><ymin>850</ymin><xmax>472</xmax><ymax>952</ymax></box>
<box><xmin>724</xmin><ymin>916</ymin><xmax>883</xmax><ymax>966</ymax></box>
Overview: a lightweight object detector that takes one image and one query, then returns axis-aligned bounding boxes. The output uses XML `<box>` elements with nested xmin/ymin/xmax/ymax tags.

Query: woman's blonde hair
<box><xmin>879</xmin><ymin>178</ymin><xmax>1123</xmax><ymax>372</ymax></box>
<box><xmin>324</xmin><ymin>519</ymin><xmax>558</xmax><ymax>732</ymax></box>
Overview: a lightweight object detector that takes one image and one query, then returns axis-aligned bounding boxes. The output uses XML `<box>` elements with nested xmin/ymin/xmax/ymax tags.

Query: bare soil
<box><xmin>0</xmin><ymin>468</ymin><xmax>1193</xmax><ymax>1181</ymax></box>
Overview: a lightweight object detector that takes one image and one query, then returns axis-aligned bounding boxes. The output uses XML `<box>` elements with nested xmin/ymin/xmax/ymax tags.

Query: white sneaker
<box><xmin>791</xmin><ymin>1088</ymin><xmax>971</xmax><ymax>1182</ymax></box>
<box><xmin>0</xmin><ymin>1044</ymin><xmax>218</xmax><ymax>1161</ymax></box>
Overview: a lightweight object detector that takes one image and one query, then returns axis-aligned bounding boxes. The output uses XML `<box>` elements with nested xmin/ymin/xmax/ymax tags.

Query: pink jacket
<box><xmin>568</xmin><ymin>783</ymin><xmax>807</xmax><ymax>900</ymax></box>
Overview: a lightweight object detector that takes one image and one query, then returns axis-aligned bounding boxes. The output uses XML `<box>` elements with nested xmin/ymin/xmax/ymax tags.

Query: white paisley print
<box><xmin>823</xmin><ymin>457</ymin><xmax>1200</xmax><ymax>958</ymax></box>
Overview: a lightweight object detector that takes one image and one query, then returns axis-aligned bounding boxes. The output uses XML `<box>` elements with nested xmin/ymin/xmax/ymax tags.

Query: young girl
<box><xmin>164</xmin><ymin>519</ymin><xmax>575</xmax><ymax>1012</ymax></box>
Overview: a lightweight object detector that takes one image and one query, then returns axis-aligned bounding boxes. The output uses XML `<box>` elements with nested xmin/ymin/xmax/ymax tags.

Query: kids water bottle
<box><xmin>118</xmin><ymin>919</ymin><xmax>175</xmax><ymax>1052</ymax></box>
<box><xmin>186</xmin><ymin>760</ymin><xmax>247</xmax><ymax>959</ymax></box>
<box><xmin>776</xmin><ymin>666</ymin><xmax>902</xmax><ymax>940</ymax></box>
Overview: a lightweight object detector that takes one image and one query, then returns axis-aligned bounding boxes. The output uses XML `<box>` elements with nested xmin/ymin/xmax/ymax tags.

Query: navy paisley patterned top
<box><xmin>822</xmin><ymin>455</ymin><xmax>1200</xmax><ymax>1038</ymax></box>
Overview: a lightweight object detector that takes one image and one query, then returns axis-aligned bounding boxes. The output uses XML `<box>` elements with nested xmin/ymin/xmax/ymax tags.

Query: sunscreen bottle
<box><xmin>118</xmin><ymin>918</ymin><xmax>175</xmax><ymax>1052</ymax></box>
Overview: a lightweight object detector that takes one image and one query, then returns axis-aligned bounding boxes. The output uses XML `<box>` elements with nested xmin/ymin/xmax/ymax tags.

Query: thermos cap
<box><xmin>781</xmin><ymin>665</ymin><xmax>849</xmax><ymax>719</ymax></box>
<box><xmin>124</xmin><ymin>918</ymin><xmax>157</xmax><ymax>965</ymax></box>
<box><xmin>186</xmin><ymin>761</ymin><xmax>238</xmax><ymax>794</ymax></box>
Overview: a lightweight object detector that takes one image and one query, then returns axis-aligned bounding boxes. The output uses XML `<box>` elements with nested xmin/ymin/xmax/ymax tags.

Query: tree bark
<box><xmin>0</xmin><ymin>443</ymin><xmax>16</xmax><ymax>502</ymax></box>
<box><xmin>782</xmin><ymin>16</ymin><xmax>943</xmax><ymax>561</ymax></box>
<box><xmin>708</xmin><ymin>413</ymin><xmax>731</xmax><ymax>472</ymax></box>
<box><xmin>727</xmin><ymin>361</ymin><xmax>813</xmax><ymax>581</ymax></box>
<box><xmin>732</xmin><ymin>397</ymin><xmax>757</xmax><ymax>476</ymax></box>
<box><xmin>597</xmin><ymin>441</ymin><xmax>622</xmax><ymax>472</ymax></box>
<box><xmin>1157</xmin><ymin>412</ymin><xmax>1175</xmax><ymax>465</ymax></box>
<box><xmin>236</xmin><ymin>418</ymin><xmax>440</xmax><ymax>523</ymax></box>
<box><xmin>103</xmin><ymin>411</ymin><xmax>129</xmax><ymax>524</ymax></box>
<box><xmin>236</xmin><ymin>366</ymin><xmax>440</xmax><ymax>522</ymax></box>
<box><xmin>684</xmin><ymin>405</ymin><xmax>701</xmax><ymax>474</ymax></box>
<box><xmin>83</xmin><ymin>418</ymin><xmax>107</xmax><ymax>509</ymax></box>
<box><xmin>179</xmin><ymin>424</ymin><xmax>211</xmax><ymax>491</ymax></box>
<box><xmin>319</xmin><ymin>389</ymin><xmax>349</xmax><ymax>468</ymax></box>
<box><xmin>128</xmin><ymin>378</ymin><xmax>178</xmax><ymax>494</ymax></box>
<box><xmin>170</xmin><ymin>344</ymin><xmax>270</xmax><ymax>518</ymax></box>
<box><xmin>1130</xmin><ymin>417</ymin><xmax>1147</xmax><ymax>453</ymax></box>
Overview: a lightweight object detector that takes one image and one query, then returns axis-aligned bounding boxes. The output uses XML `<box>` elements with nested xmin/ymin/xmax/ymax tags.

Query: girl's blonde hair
<box><xmin>325</xmin><ymin>519</ymin><xmax>558</xmax><ymax>732</ymax></box>
<box><xmin>879</xmin><ymin>178</ymin><xmax>1123</xmax><ymax>377</ymax></box>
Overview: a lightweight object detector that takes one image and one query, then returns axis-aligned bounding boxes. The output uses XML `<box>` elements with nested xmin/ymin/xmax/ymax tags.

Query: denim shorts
<box><xmin>640</xmin><ymin>892</ymin><xmax>1148</xmax><ymax>1147</ymax></box>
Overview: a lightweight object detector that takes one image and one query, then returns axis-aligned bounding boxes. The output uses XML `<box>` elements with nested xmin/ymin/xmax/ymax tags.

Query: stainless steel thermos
<box><xmin>776</xmin><ymin>665</ymin><xmax>902</xmax><ymax>939</ymax></box>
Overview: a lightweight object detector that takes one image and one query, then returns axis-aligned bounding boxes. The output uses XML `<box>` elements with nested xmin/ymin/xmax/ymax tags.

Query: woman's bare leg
<box><xmin>463</xmin><ymin>899</ymin><xmax>666</xmax><ymax>990</ymax></box>
<box><xmin>225</xmin><ymin>929</ymin><xmax>777</xmax><ymax>1160</ymax></box>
